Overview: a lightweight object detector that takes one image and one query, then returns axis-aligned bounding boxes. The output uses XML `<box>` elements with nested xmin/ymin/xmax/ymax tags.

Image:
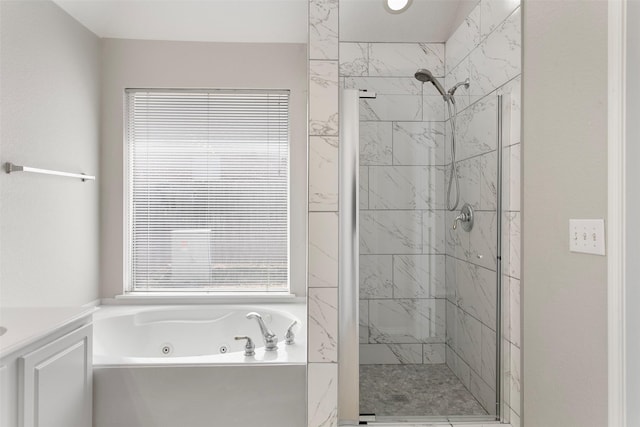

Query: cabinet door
<box><xmin>0</xmin><ymin>363</ymin><xmax>15</xmax><ymax>427</ymax></box>
<box><xmin>19</xmin><ymin>324</ymin><xmax>92</xmax><ymax>427</ymax></box>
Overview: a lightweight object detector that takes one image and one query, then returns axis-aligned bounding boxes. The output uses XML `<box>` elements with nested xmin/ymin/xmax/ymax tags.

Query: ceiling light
<box><xmin>385</xmin><ymin>0</ymin><xmax>412</xmax><ymax>13</ymax></box>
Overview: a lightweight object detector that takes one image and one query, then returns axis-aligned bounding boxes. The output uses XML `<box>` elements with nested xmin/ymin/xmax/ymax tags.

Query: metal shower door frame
<box><xmin>338</xmin><ymin>88</ymin><xmax>360</xmax><ymax>425</ymax></box>
<box><xmin>337</xmin><ymin>89</ymin><xmax>507</xmax><ymax>425</ymax></box>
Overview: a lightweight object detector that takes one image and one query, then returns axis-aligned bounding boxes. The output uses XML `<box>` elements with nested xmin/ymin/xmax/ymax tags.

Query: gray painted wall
<box><xmin>99</xmin><ymin>39</ymin><xmax>308</xmax><ymax>299</ymax></box>
<box><xmin>626</xmin><ymin>0</ymin><xmax>640</xmax><ymax>424</ymax></box>
<box><xmin>0</xmin><ymin>0</ymin><xmax>100</xmax><ymax>307</ymax></box>
<box><xmin>523</xmin><ymin>1</ymin><xmax>608</xmax><ymax>426</ymax></box>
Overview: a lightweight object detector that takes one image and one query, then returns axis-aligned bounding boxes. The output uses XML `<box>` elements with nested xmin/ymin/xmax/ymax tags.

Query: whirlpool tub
<box><xmin>92</xmin><ymin>304</ymin><xmax>306</xmax><ymax>427</ymax></box>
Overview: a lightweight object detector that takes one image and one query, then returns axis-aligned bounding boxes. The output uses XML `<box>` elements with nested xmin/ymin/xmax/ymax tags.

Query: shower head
<box><xmin>446</xmin><ymin>78</ymin><xmax>471</xmax><ymax>105</ymax></box>
<box><xmin>414</xmin><ymin>68</ymin><xmax>447</xmax><ymax>99</ymax></box>
<box><xmin>448</xmin><ymin>78</ymin><xmax>471</xmax><ymax>97</ymax></box>
<box><xmin>414</xmin><ymin>68</ymin><xmax>436</xmax><ymax>83</ymax></box>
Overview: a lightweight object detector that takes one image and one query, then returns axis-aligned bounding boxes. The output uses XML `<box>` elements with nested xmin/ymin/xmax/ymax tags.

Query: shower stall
<box><xmin>337</xmin><ymin>1</ymin><xmax>521</xmax><ymax>424</ymax></box>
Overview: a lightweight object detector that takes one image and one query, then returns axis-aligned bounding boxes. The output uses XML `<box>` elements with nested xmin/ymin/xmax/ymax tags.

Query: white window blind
<box><xmin>125</xmin><ymin>89</ymin><xmax>289</xmax><ymax>292</ymax></box>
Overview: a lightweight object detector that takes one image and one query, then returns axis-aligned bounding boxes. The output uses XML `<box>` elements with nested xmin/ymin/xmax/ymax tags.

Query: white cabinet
<box><xmin>0</xmin><ymin>309</ymin><xmax>94</xmax><ymax>427</ymax></box>
<box><xmin>19</xmin><ymin>324</ymin><xmax>92</xmax><ymax>427</ymax></box>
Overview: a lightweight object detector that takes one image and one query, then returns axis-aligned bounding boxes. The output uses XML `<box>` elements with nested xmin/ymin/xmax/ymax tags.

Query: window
<box><xmin>125</xmin><ymin>89</ymin><xmax>289</xmax><ymax>293</ymax></box>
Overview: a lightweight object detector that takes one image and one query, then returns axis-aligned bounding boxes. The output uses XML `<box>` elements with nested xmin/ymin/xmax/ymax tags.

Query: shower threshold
<box><xmin>361</xmin><ymin>415</ymin><xmax>498</xmax><ymax>425</ymax></box>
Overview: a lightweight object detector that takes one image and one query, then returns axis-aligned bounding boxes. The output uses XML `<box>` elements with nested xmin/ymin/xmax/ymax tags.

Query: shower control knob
<box><xmin>452</xmin><ymin>203</ymin><xmax>474</xmax><ymax>232</ymax></box>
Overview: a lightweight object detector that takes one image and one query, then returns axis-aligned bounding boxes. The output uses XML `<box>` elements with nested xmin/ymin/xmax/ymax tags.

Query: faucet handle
<box><xmin>451</xmin><ymin>203</ymin><xmax>474</xmax><ymax>232</ymax></box>
<box><xmin>246</xmin><ymin>312</ymin><xmax>278</xmax><ymax>351</ymax></box>
<box><xmin>452</xmin><ymin>213</ymin><xmax>466</xmax><ymax>230</ymax></box>
<box><xmin>285</xmin><ymin>320</ymin><xmax>298</xmax><ymax>345</ymax></box>
<box><xmin>234</xmin><ymin>336</ymin><xmax>255</xmax><ymax>357</ymax></box>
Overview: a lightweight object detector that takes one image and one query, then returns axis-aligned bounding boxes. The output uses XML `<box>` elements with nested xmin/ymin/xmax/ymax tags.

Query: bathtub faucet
<box><xmin>246</xmin><ymin>312</ymin><xmax>278</xmax><ymax>351</ymax></box>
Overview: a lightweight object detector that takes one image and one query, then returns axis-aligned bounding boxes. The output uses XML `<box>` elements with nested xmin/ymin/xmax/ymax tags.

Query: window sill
<box><xmin>102</xmin><ymin>292</ymin><xmax>303</xmax><ymax>305</ymax></box>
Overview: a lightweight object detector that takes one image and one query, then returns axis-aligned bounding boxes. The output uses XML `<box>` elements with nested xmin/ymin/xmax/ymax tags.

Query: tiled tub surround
<box><xmin>340</xmin><ymin>41</ymin><xmax>450</xmax><ymax>366</ymax></box>
<box><xmin>444</xmin><ymin>0</ymin><xmax>521</xmax><ymax>423</ymax></box>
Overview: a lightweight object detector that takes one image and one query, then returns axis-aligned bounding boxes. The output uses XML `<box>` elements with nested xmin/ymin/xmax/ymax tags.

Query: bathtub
<box><xmin>92</xmin><ymin>304</ymin><xmax>306</xmax><ymax>427</ymax></box>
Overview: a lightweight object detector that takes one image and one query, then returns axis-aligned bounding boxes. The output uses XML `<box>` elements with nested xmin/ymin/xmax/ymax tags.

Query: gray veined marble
<box><xmin>309</xmin><ymin>0</ymin><xmax>338</xmax><ymax>60</ymax></box>
<box><xmin>360</xmin><ymin>255</ymin><xmax>393</xmax><ymax>299</ymax></box>
<box><xmin>423</xmin><ymin>343</ymin><xmax>446</xmax><ymax>363</ymax></box>
<box><xmin>446</xmin><ymin>342</ymin><xmax>472</xmax><ymax>389</ymax></box>
<box><xmin>446</xmin><ymin>303</ymin><xmax>457</xmax><ymax>351</ymax></box>
<box><xmin>507</xmin><ymin>211</ymin><xmax>521</xmax><ymax>279</ymax></box>
<box><xmin>481</xmin><ymin>0</ymin><xmax>521</xmax><ymax>41</ymax></box>
<box><xmin>368</xmin><ymin>299</ymin><xmax>446</xmax><ymax>344</ymax></box>
<box><xmin>359</xmin><ymin>95</ymin><xmax>422</xmax><ymax>121</ymax></box>
<box><xmin>480</xmin><ymin>150</ymin><xmax>498</xmax><ymax>211</ymax></box>
<box><xmin>450</xmin><ymin>304</ymin><xmax>483</xmax><ymax>375</ymax></box>
<box><xmin>393</xmin><ymin>122</ymin><xmax>446</xmax><ymax>166</ymax></box>
<box><xmin>509</xmin><ymin>343</ymin><xmax>521</xmax><ymax>415</ymax></box>
<box><xmin>423</xmin><ymin>95</ymin><xmax>446</xmax><ymax>121</ymax></box>
<box><xmin>308</xmin><ymin>288</ymin><xmax>338</xmax><ymax>362</ymax></box>
<box><xmin>456</xmin><ymin>155</ymin><xmax>482</xmax><ymax>210</ymax></box>
<box><xmin>308</xmin><ymin>212</ymin><xmax>338</xmax><ymax>288</ymax></box>
<box><xmin>368</xmin><ymin>166</ymin><xmax>444</xmax><ymax>210</ymax></box>
<box><xmin>510</xmin><ymin>408</ymin><xmax>522</xmax><ymax>427</ymax></box>
<box><xmin>504</xmin><ymin>143</ymin><xmax>521</xmax><ymax>212</ymax></box>
<box><xmin>309</xmin><ymin>60</ymin><xmax>339</xmax><ymax>136</ymax></box>
<box><xmin>469</xmin><ymin>7</ymin><xmax>521</xmax><ymax>101</ymax></box>
<box><xmin>360</xmin><ymin>122</ymin><xmax>392</xmax><ymax>165</ymax></box>
<box><xmin>368</xmin><ymin>43</ymin><xmax>445</xmax><ymax>77</ymax></box>
<box><xmin>308</xmin><ymin>363</ymin><xmax>338</xmax><ymax>427</ymax></box>
<box><xmin>469</xmin><ymin>210</ymin><xmax>497</xmax><ymax>271</ymax></box>
<box><xmin>470</xmin><ymin>368</ymin><xmax>496</xmax><ymax>414</ymax></box>
<box><xmin>508</xmin><ymin>276</ymin><xmax>521</xmax><ymax>348</ymax></box>
<box><xmin>501</xmin><ymin>75</ymin><xmax>522</xmax><ymax>147</ymax></box>
<box><xmin>445</xmin><ymin>256</ymin><xmax>457</xmax><ymax>302</ymax></box>
<box><xmin>309</xmin><ymin>136</ymin><xmax>339</xmax><ymax>211</ymax></box>
<box><xmin>360</xmin><ymin>300</ymin><xmax>369</xmax><ymax>344</ymax></box>
<box><xmin>339</xmin><ymin>42</ymin><xmax>368</xmax><ymax>76</ymax></box>
<box><xmin>344</xmin><ymin>76</ymin><xmax>422</xmax><ymax>95</ymax></box>
<box><xmin>360</xmin><ymin>210</ymin><xmax>422</xmax><ymax>255</ymax></box>
<box><xmin>392</xmin><ymin>254</ymin><xmax>446</xmax><ymax>299</ymax></box>
<box><xmin>360</xmin><ymin>166</ymin><xmax>369</xmax><ymax>209</ymax></box>
<box><xmin>452</xmin><ymin>258</ymin><xmax>497</xmax><ymax>328</ymax></box>
<box><xmin>481</xmin><ymin>323</ymin><xmax>497</xmax><ymax>386</ymax></box>
<box><xmin>359</xmin><ymin>343</ymin><xmax>423</xmax><ymax>364</ymax></box>
<box><xmin>426</xmin><ymin>166</ymin><xmax>446</xmax><ymax>211</ymax></box>
<box><xmin>456</xmin><ymin>96</ymin><xmax>498</xmax><ymax>161</ymax></box>
<box><xmin>422</xmin><ymin>210</ymin><xmax>446</xmax><ymax>255</ymax></box>
<box><xmin>446</xmin><ymin>2</ymin><xmax>481</xmax><ymax>73</ymax></box>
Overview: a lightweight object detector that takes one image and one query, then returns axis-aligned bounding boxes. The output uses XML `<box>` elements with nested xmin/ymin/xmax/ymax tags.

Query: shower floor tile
<box><xmin>359</xmin><ymin>364</ymin><xmax>488</xmax><ymax>417</ymax></box>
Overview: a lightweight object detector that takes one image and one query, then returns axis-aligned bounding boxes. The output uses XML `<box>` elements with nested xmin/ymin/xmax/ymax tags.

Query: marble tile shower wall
<box><xmin>307</xmin><ymin>0</ymin><xmax>340</xmax><ymax>426</ymax></box>
<box><xmin>339</xmin><ymin>43</ymin><xmax>448</xmax><ymax>366</ymax></box>
<box><xmin>306</xmin><ymin>0</ymin><xmax>521</xmax><ymax>425</ymax></box>
<box><xmin>443</xmin><ymin>0</ymin><xmax>521</xmax><ymax>423</ymax></box>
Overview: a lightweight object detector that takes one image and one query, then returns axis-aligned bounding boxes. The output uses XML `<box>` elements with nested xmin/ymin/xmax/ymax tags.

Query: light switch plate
<box><xmin>569</xmin><ymin>219</ymin><xmax>605</xmax><ymax>255</ymax></box>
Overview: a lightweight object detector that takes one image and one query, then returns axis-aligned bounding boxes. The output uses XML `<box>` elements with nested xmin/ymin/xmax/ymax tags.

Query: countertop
<box><xmin>0</xmin><ymin>306</ymin><xmax>96</xmax><ymax>360</ymax></box>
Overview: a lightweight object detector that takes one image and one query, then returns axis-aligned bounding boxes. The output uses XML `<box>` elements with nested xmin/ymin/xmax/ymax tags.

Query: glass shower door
<box><xmin>338</xmin><ymin>86</ymin><xmax>510</xmax><ymax>423</ymax></box>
